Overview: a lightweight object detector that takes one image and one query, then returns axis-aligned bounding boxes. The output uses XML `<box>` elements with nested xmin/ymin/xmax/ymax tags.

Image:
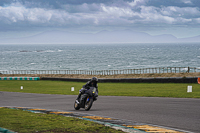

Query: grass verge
<box><xmin>0</xmin><ymin>108</ymin><xmax>123</xmax><ymax>133</ymax></box>
<box><xmin>0</xmin><ymin>80</ymin><xmax>200</xmax><ymax>98</ymax></box>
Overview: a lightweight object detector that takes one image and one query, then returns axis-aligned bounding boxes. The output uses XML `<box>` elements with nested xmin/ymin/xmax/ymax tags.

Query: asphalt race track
<box><xmin>0</xmin><ymin>91</ymin><xmax>199</xmax><ymax>133</ymax></box>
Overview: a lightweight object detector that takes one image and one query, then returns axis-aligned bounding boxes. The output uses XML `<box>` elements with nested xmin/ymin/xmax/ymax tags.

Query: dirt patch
<box><xmin>1</xmin><ymin>72</ymin><xmax>200</xmax><ymax>79</ymax></box>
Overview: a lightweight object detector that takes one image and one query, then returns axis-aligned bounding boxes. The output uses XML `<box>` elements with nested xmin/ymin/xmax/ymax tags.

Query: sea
<box><xmin>0</xmin><ymin>43</ymin><xmax>200</xmax><ymax>71</ymax></box>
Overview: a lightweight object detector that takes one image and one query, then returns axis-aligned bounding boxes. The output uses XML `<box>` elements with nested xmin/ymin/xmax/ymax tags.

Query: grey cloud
<box><xmin>0</xmin><ymin>0</ymin><xmax>200</xmax><ymax>33</ymax></box>
<box><xmin>61</xmin><ymin>3</ymin><xmax>101</xmax><ymax>13</ymax></box>
<box><xmin>0</xmin><ymin>0</ymin><xmax>14</xmax><ymax>6</ymax></box>
<box><xmin>147</xmin><ymin>0</ymin><xmax>200</xmax><ymax>7</ymax></box>
<box><xmin>7</xmin><ymin>0</ymin><xmax>117</xmax><ymax>9</ymax></box>
<box><xmin>161</xmin><ymin>6</ymin><xmax>200</xmax><ymax>19</ymax></box>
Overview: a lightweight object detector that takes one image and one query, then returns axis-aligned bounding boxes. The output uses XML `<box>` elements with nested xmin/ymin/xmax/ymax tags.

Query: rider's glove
<box><xmin>80</xmin><ymin>88</ymin><xmax>86</xmax><ymax>93</ymax></box>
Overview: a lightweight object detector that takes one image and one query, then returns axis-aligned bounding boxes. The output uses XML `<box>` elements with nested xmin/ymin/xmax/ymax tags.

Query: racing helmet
<box><xmin>91</xmin><ymin>77</ymin><xmax>98</xmax><ymax>82</ymax></box>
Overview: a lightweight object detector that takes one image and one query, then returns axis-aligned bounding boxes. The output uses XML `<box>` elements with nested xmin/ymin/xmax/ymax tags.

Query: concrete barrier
<box><xmin>41</xmin><ymin>77</ymin><xmax>88</xmax><ymax>82</ymax></box>
<box><xmin>0</xmin><ymin>77</ymin><xmax>40</xmax><ymax>81</ymax></box>
<box><xmin>41</xmin><ymin>77</ymin><xmax>198</xmax><ymax>83</ymax></box>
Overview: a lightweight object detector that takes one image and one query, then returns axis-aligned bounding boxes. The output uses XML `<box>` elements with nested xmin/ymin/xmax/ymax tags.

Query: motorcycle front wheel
<box><xmin>85</xmin><ymin>98</ymin><xmax>93</xmax><ymax>111</ymax></box>
<box><xmin>74</xmin><ymin>101</ymin><xmax>80</xmax><ymax>110</ymax></box>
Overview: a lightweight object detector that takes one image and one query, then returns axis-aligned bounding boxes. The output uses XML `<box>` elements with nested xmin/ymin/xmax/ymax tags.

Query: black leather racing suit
<box><xmin>76</xmin><ymin>80</ymin><xmax>98</xmax><ymax>104</ymax></box>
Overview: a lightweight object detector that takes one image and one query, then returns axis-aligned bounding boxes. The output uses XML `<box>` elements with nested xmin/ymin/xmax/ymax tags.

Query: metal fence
<box><xmin>0</xmin><ymin>67</ymin><xmax>200</xmax><ymax>75</ymax></box>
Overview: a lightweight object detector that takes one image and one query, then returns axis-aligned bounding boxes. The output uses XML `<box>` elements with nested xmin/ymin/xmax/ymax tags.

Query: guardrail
<box><xmin>0</xmin><ymin>77</ymin><xmax>40</xmax><ymax>80</ymax></box>
<box><xmin>0</xmin><ymin>67</ymin><xmax>199</xmax><ymax>75</ymax></box>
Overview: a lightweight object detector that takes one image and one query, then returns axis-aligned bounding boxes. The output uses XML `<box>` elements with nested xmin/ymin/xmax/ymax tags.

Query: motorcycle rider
<box><xmin>76</xmin><ymin>77</ymin><xmax>98</xmax><ymax>104</ymax></box>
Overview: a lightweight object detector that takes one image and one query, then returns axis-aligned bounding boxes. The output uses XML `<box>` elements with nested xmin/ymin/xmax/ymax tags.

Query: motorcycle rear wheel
<box><xmin>85</xmin><ymin>98</ymin><xmax>93</xmax><ymax>111</ymax></box>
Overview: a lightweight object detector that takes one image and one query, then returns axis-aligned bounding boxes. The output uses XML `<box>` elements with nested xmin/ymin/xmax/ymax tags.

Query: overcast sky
<box><xmin>1</xmin><ymin>0</ymin><xmax>200</xmax><ymax>39</ymax></box>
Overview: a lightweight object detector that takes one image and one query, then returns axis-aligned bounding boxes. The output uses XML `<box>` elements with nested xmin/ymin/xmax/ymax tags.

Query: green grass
<box><xmin>0</xmin><ymin>108</ymin><xmax>123</xmax><ymax>133</ymax></box>
<box><xmin>100</xmin><ymin>82</ymin><xmax>200</xmax><ymax>98</ymax></box>
<box><xmin>0</xmin><ymin>80</ymin><xmax>200</xmax><ymax>98</ymax></box>
<box><xmin>0</xmin><ymin>81</ymin><xmax>199</xmax><ymax>132</ymax></box>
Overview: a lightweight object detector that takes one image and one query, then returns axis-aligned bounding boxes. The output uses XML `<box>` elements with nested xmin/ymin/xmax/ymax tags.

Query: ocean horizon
<box><xmin>1</xmin><ymin>43</ymin><xmax>200</xmax><ymax>71</ymax></box>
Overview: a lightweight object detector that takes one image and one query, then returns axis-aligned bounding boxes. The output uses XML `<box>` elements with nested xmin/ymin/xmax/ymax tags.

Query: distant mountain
<box><xmin>153</xmin><ymin>34</ymin><xmax>178</xmax><ymax>43</ymax></box>
<box><xmin>0</xmin><ymin>30</ymin><xmax>200</xmax><ymax>44</ymax></box>
<box><xmin>179</xmin><ymin>35</ymin><xmax>200</xmax><ymax>42</ymax></box>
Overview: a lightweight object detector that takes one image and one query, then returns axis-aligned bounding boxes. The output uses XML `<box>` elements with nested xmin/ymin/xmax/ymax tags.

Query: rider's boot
<box><xmin>76</xmin><ymin>93</ymin><xmax>81</xmax><ymax>104</ymax></box>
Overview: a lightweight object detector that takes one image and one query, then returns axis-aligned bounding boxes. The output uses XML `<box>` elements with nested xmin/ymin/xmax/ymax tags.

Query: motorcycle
<box><xmin>74</xmin><ymin>87</ymin><xmax>98</xmax><ymax>111</ymax></box>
